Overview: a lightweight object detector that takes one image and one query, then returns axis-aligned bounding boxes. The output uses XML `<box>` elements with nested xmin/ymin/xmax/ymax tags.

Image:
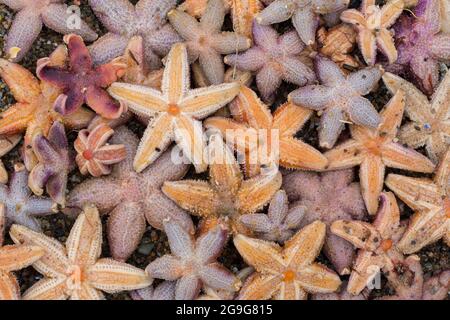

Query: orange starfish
<box><xmin>9</xmin><ymin>204</ymin><xmax>151</xmax><ymax>300</ymax></box>
<box><xmin>108</xmin><ymin>43</ymin><xmax>240</xmax><ymax>173</ymax></box>
<box><xmin>162</xmin><ymin>132</ymin><xmax>282</xmax><ymax>234</ymax></box>
<box><xmin>205</xmin><ymin>85</ymin><xmax>327</xmax><ymax>177</ymax></box>
<box><xmin>234</xmin><ymin>221</ymin><xmax>341</xmax><ymax>300</ymax></box>
<box><xmin>0</xmin><ymin>134</ymin><xmax>21</xmax><ymax>184</ymax></box>
<box><xmin>385</xmin><ymin>148</ymin><xmax>450</xmax><ymax>254</ymax></box>
<box><xmin>0</xmin><ymin>46</ymin><xmax>94</xmax><ymax>170</ymax></box>
<box><xmin>325</xmin><ymin>90</ymin><xmax>435</xmax><ymax>215</ymax></box>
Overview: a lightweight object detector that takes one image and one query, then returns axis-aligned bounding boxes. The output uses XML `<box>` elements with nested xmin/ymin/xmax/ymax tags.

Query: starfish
<box><xmin>168</xmin><ymin>0</ymin><xmax>251</xmax><ymax>85</ymax></box>
<box><xmin>282</xmin><ymin>169</ymin><xmax>367</xmax><ymax>275</ymax></box>
<box><xmin>340</xmin><ymin>0</ymin><xmax>404</xmax><ymax>65</ymax></box>
<box><xmin>162</xmin><ymin>132</ymin><xmax>282</xmax><ymax>234</ymax></box>
<box><xmin>131</xmin><ymin>281</ymin><xmax>176</xmax><ymax>300</ymax></box>
<box><xmin>146</xmin><ymin>219</ymin><xmax>242</xmax><ymax>300</ymax></box>
<box><xmin>385</xmin><ymin>148</ymin><xmax>450</xmax><ymax>254</ymax></box>
<box><xmin>74</xmin><ymin>123</ymin><xmax>126</xmax><ymax>177</ymax></box>
<box><xmin>382</xmin><ymin>71</ymin><xmax>450</xmax><ymax>163</ymax></box>
<box><xmin>205</xmin><ymin>87</ymin><xmax>328</xmax><ymax>177</ymax></box>
<box><xmin>324</xmin><ymin>90</ymin><xmax>435</xmax><ymax>215</ymax></box>
<box><xmin>379</xmin><ymin>255</ymin><xmax>450</xmax><ymax>300</ymax></box>
<box><xmin>0</xmin><ymin>47</ymin><xmax>94</xmax><ymax>170</ymax></box>
<box><xmin>239</xmin><ymin>190</ymin><xmax>306</xmax><ymax>243</ymax></box>
<box><xmin>28</xmin><ymin>121</ymin><xmax>71</xmax><ymax>207</ymax></box>
<box><xmin>224</xmin><ymin>21</ymin><xmax>316</xmax><ymax>102</ymax></box>
<box><xmin>234</xmin><ymin>221</ymin><xmax>341</xmax><ymax>300</ymax></box>
<box><xmin>0</xmin><ymin>204</ymin><xmax>45</xmax><ymax>300</ymax></box>
<box><xmin>255</xmin><ymin>0</ymin><xmax>349</xmax><ymax>45</ymax></box>
<box><xmin>0</xmin><ymin>134</ymin><xmax>21</xmax><ymax>184</ymax></box>
<box><xmin>108</xmin><ymin>43</ymin><xmax>240</xmax><ymax>173</ymax></box>
<box><xmin>390</xmin><ymin>0</ymin><xmax>450</xmax><ymax>95</ymax></box>
<box><xmin>288</xmin><ymin>55</ymin><xmax>382</xmax><ymax>149</ymax></box>
<box><xmin>37</xmin><ymin>34</ymin><xmax>127</xmax><ymax>120</ymax></box>
<box><xmin>9</xmin><ymin>204</ymin><xmax>151</xmax><ymax>300</ymax></box>
<box><xmin>440</xmin><ymin>0</ymin><xmax>450</xmax><ymax>33</ymax></box>
<box><xmin>88</xmin><ymin>0</ymin><xmax>181</xmax><ymax>68</ymax></box>
<box><xmin>0</xmin><ymin>0</ymin><xmax>97</xmax><ymax>62</ymax></box>
<box><xmin>331</xmin><ymin>192</ymin><xmax>409</xmax><ymax>295</ymax></box>
<box><xmin>0</xmin><ymin>163</ymin><xmax>56</xmax><ymax>232</ymax></box>
<box><xmin>311</xmin><ymin>281</ymin><xmax>367</xmax><ymax>300</ymax></box>
<box><xmin>66</xmin><ymin>126</ymin><xmax>193</xmax><ymax>262</ymax></box>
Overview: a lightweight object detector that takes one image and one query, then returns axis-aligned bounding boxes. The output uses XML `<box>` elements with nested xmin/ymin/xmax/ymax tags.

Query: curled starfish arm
<box><xmin>256</xmin><ymin>0</ymin><xmax>295</xmax><ymax>25</ymax></box>
<box><xmin>88</xmin><ymin>0</ymin><xmax>135</xmax><ymax>35</ymax></box>
<box><xmin>87</xmin><ymin>258</ymin><xmax>151</xmax><ymax>293</ymax></box>
<box><xmin>237</xmin><ymin>273</ymin><xmax>281</xmax><ymax>300</ymax></box>
<box><xmin>325</xmin><ymin>140</ymin><xmax>364</xmax><ymax>169</ymax></box>
<box><xmin>380</xmin><ymin>0</ymin><xmax>404</xmax><ymax>28</ymax></box>
<box><xmin>0</xmin><ymin>58</ymin><xmax>40</xmax><ymax>103</ymax></box>
<box><xmin>380</xmin><ymin>142</ymin><xmax>435</xmax><ymax>173</ymax></box>
<box><xmin>22</xmin><ymin>277</ymin><xmax>68</xmax><ymax>300</ymax></box>
<box><xmin>376</xmin><ymin>29</ymin><xmax>398</xmax><ymax>64</ymax></box>
<box><xmin>0</xmin><ymin>244</ymin><xmax>44</xmax><ymax>272</ymax></box>
<box><xmin>373</xmin><ymin>192</ymin><xmax>401</xmax><ymax>238</ymax></box>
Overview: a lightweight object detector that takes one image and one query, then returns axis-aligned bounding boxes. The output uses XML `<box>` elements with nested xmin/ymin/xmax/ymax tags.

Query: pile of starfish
<box><xmin>0</xmin><ymin>0</ymin><xmax>448</xmax><ymax>300</ymax></box>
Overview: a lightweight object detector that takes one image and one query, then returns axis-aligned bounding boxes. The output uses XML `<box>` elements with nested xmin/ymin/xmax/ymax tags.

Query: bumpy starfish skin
<box><xmin>390</xmin><ymin>0</ymin><xmax>450</xmax><ymax>95</ymax></box>
<box><xmin>205</xmin><ymin>87</ymin><xmax>328</xmax><ymax>177</ymax></box>
<box><xmin>66</xmin><ymin>126</ymin><xmax>193</xmax><ymax>261</ymax></box>
<box><xmin>234</xmin><ymin>221</ymin><xmax>341</xmax><ymax>300</ymax></box>
<box><xmin>10</xmin><ymin>204</ymin><xmax>151</xmax><ymax>300</ymax></box>
<box><xmin>0</xmin><ymin>47</ymin><xmax>94</xmax><ymax>170</ymax></box>
<box><xmin>325</xmin><ymin>91</ymin><xmax>435</xmax><ymax>215</ymax></box>
<box><xmin>37</xmin><ymin>34</ymin><xmax>126</xmax><ymax>119</ymax></box>
<box><xmin>162</xmin><ymin>132</ymin><xmax>282</xmax><ymax>234</ymax></box>
<box><xmin>146</xmin><ymin>219</ymin><xmax>241</xmax><ymax>300</ymax></box>
<box><xmin>88</xmin><ymin>0</ymin><xmax>180</xmax><ymax>68</ymax></box>
<box><xmin>239</xmin><ymin>190</ymin><xmax>306</xmax><ymax>243</ymax></box>
<box><xmin>332</xmin><ymin>192</ymin><xmax>409</xmax><ymax>295</ymax></box>
<box><xmin>0</xmin><ymin>134</ymin><xmax>21</xmax><ymax>184</ymax></box>
<box><xmin>131</xmin><ymin>281</ymin><xmax>176</xmax><ymax>300</ymax></box>
<box><xmin>28</xmin><ymin>121</ymin><xmax>71</xmax><ymax>206</ymax></box>
<box><xmin>385</xmin><ymin>148</ymin><xmax>450</xmax><ymax>254</ymax></box>
<box><xmin>341</xmin><ymin>0</ymin><xmax>404</xmax><ymax>65</ymax></box>
<box><xmin>168</xmin><ymin>0</ymin><xmax>251</xmax><ymax>85</ymax></box>
<box><xmin>0</xmin><ymin>164</ymin><xmax>56</xmax><ymax>232</ymax></box>
<box><xmin>289</xmin><ymin>56</ymin><xmax>382</xmax><ymax>149</ymax></box>
<box><xmin>282</xmin><ymin>169</ymin><xmax>367</xmax><ymax>274</ymax></box>
<box><xmin>379</xmin><ymin>255</ymin><xmax>450</xmax><ymax>300</ymax></box>
<box><xmin>256</xmin><ymin>0</ymin><xmax>349</xmax><ymax>45</ymax></box>
<box><xmin>440</xmin><ymin>0</ymin><xmax>450</xmax><ymax>33</ymax></box>
<box><xmin>225</xmin><ymin>22</ymin><xmax>316</xmax><ymax>102</ymax></box>
<box><xmin>0</xmin><ymin>204</ymin><xmax>45</xmax><ymax>300</ymax></box>
<box><xmin>0</xmin><ymin>0</ymin><xmax>97</xmax><ymax>62</ymax></box>
<box><xmin>382</xmin><ymin>71</ymin><xmax>450</xmax><ymax>163</ymax></box>
<box><xmin>108</xmin><ymin>43</ymin><xmax>240</xmax><ymax>173</ymax></box>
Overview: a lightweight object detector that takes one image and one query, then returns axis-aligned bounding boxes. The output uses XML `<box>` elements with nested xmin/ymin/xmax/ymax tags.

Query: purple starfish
<box><xmin>282</xmin><ymin>169</ymin><xmax>367</xmax><ymax>275</ymax></box>
<box><xmin>389</xmin><ymin>0</ymin><xmax>450</xmax><ymax>95</ymax></box>
<box><xmin>88</xmin><ymin>0</ymin><xmax>181</xmax><ymax>69</ymax></box>
<box><xmin>65</xmin><ymin>126</ymin><xmax>194</xmax><ymax>261</ymax></box>
<box><xmin>0</xmin><ymin>163</ymin><xmax>56</xmax><ymax>232</ymax></box>
<box><xmin>0</xmin><ymin>0</ymin><xmax>97</xmax><ymax>62</ymax></box>
<box><xmin>225</xmin><ymin>21</ymin><xmax>316</xmax><ymax>102</ymax></box>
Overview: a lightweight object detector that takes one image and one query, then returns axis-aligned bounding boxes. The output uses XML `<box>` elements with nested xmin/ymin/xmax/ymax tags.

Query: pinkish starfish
<box><xmin>225</xmin><ymin>21</ymin><xmax>316</xmax><ymax>102</ymax></box>
<box><xmin>65</xmin><ymin>126</ymin><xmax>193</xmax><ymax>261</ymax></box>
<box><xmin>389</xmin><ymin>0</ymin><xmax>450</xmax><ymax>95</ymax></box>
<box><xmin>88</xmin><ymin>0</ymin><xmax>181</xmax><ymax>69</ymax></box>
<box><xmin>282</xmin><ymin>169</ymin><xmax>367</xmax><ymax>275</ymax></box>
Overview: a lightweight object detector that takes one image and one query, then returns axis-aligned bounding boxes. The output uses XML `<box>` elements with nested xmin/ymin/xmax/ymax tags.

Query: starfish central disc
<box><xmin>380</xmin><ymin>239</ymin><xmax>393</xmax><ymax>252</ymax></box>
<box><xmin>66</xmin><ymin>265</ymin><xmax>83</xmax><ymax>291</ymax></box>
<box><xmin>168</xmin><ymin>104</ymin><xmax>181</xmax><ymax>116</ymax></box>
<box><xmin>82</xmin><ymin>150</ymin><xmax>94</xmax><ymax>160</ymax></box>
<box><xmin>283</xmin><ymin>270</ymin><xmax>296</xmax><ymax>283</ymax></box>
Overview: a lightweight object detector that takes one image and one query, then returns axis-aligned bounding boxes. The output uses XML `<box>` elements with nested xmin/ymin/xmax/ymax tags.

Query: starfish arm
<box><xmin>347</xmin><ymin>250</ymin><xmax>385</xmax><ymax>295</ymax></box>
<box><xmin>0</xmin><ymin>204</ymin><xmax>4</xmax><ymax>246</ymax></box>
<box><xmin>200</xmin><ymin>0</ymin><xmax>226</xmax><ymax>32</ymax></box>
<box><xmin>276</xmin><ymin>280</ymin><xmax>308</xmax><ymax>300</ymax></box>
<box><xmin>279</xmin><ymin>31</ymin><xmax>305</xmax><ymax>55</ymax></box>
<box><xmin>376</xmin><ymin>29</ymin><xmax>398</xmax><ymax>64</ymax></box>
<box><xmin>9</xmin><ymin>224</ymin><xmax>69</xmax><ymax>278</ymax></box>
<box><xmin>167</xmin><ymin>8</ymin><xmax>202</xmax><ymax>42</ymax></box>
<box><xmin>162</xmin><ymin>180</ymin><xmax>221</xmax><ymax>217</ymax></box>
<box><xmin>237</xmin><ymin>272</ymin><xmax>281</xmax><ymax>300</ymax></box>
<box><xmin>180</xmin><ymin>83</ymin><xmax>240</xmax><ymax>118</ymax></box>
<box><xmin>0</xmin><ymin>244</ymin><xmax>44</xmax><ymax>272</ymax></box>
<box><xmin>347</xmin><ymin>96</ymin><xmax>381</xmax><ymax>128</ymax></box>
<box><xmin>373</xmin><ymin>192</ymin><xmax>401</xmax><ymax>238</ymax></box>
<box><xmin>237</xmin><ymin>171</ymin><xmax>282</xmax><ymax>214</ymax></box>
<box><xmin>320</xmin><ymin>109</ymin><xmax>345</xmax><ymax>149</ymax></box>
<box><xmin>199</xmin><ymin>263</ymin><xmax>241</xmax><ymax>293</ymax></box>
<box><xmin>210</xmin><ymin>32</ymin><xmax>251</xmax><ymax>55</ymax></box>
<box><xmin>348</xmin><ymin>67</ymin><xmax>382</xmax><ymax>95</ymax></box>
<box><xmin>224</xmin><ymin>48</ymin><xmax>267</xmax><ymax>72</ymax></box>
<box><xmin>232</xmin><ymin>86</ymin><xmax>273</xmax><ymax>128</ymax></box>
<box><xmin>0</xmin><ymin>59</ymin><xmax>40</xmax><ymax>103</ymax></box>
<box><xmin>198</xmin><ymin>49</ymin><xmax>225</xmax><ymax>85</ymax></box>
<box><xmin>280</xmin><ymin>137</ymin><xmax>328</xmax><ymax>170</ymax></box>
<box><xmin>361</xmin><ymin>0</ymin><xmax>376</xmax><ymax>15</ymax></box>
<box><xmin>0</xmin><ymin>103</ymin><xmax>31</xmax><ymax>135</ymax></box>
<box><xmin>314</xmin><ymin>55</ymin><xmax>346</xmax><ymax>86</ymax></box>
<box><xmin>360</xmin><ymin>155</ymin><xmax>385</xmax><ymax>215</ymax></box>
<box><xmin>378</xmin><ymin>90</ymin><xmax>405</xmax><ymax>138</ymax></box>
<box><xmin>22</xmin><ymin>277</ymin><xmax>68</xmax><ymax>300</ymax></box>
<box><xmin>41</xmin><ymin>4</ymin><xmax>97</xmax><ymax>41</ymax></box>
<box><xmin>435</xmin><ymin>149</ymin><xmax>450</xmax><ymax>190</ymax></box>
<box><xmin>85</xmin><ymin>86</ymin><xmax>123</xmax><ymax>120</ymax></box>
<box><xmin>133</xmin><ymin>114</ymin><xmax>174</xmax><ymax>173</ymax></box>
<box><xmin>145</xmin><ymin>255</ymin><xmax>184</xmax><ymax>280</ymax></box>
<box><xmin>340</xmin><ymin>9</ymin><xmax>367</xmax><ymax>27</ymax></box>
<box><xmin>380</xmin><ymin>0</ymin><xmax>404</xmax><ymax>28</ymax></box>
<box><xmin>429</xmin><ymin>34</ymin><xmax>450</xmax><ymax>60</ymax></box>
<box><xmin>204</xmin><ymin>117</ymin><xmax>252</xmax><ymax>154</ymax></box>
<box><xmin>163</xmin><ymin>43</ymin><xmax>190</xmax><ymax>103</ymax></box>
<box><xmin>70</xmin><ymin>283</ymin><xmax>104</xmax><ymax>300</ymax></box>
<box><xmin>256</xmin><ymin>0</ymin><xmax>295</xmax><ymax>25</ymax></box>
<box><xmin>240</xmin><ymin>214</ymin><xmax>274</xmax><ymax>234</ymax></box>
<box><xmin>195</xmin><ymin>225</ymin><xmax>228</xmax><ymax>264</ymax></box>
<box><xmin>88</xmin><ymin>33</ymin><xmax>129</xmax><ymax>66</ymax></box>
<box><xmin>273</xmin><ymin>102</ymin><xmax>312</xmax><ymax>136</ymax></box>
<box><xmin>382</xmin><ymin>255</ymin><xmax>423</xmax><ymax>300</ymax></box>
<box><xmin>64</xmin><ymin>107</ymin><xmax>95</xmax><ymax>130</ymax></box>
<box><xmin>233</xmin><ymin>234</ymin><xmax>285</xmax><ymax>273</ymax></box>
<box><xmin>398</xmin><ymin>122</ymin><xmax>428</xmax><ymax>149</ymax></box>
<box><xmin>425</xmin><ymin>132</ymin><xmax>449</xmax><ymax>164</ymax></box>
<box><xmin>281</xmin><ymin>171</ymin><xmax>321</xmax><ymax>202</ymax></box>
<box><xmin>431</xmin><ymin>71</ymin><xmax>450</xmax><ymax>117</ymax></box>
<box><xmin>357</xmin><ymin>29</ymin><xmax>377</xmax><ymax>66</ymax></box>
<box><xmin>89</xmin><ymin>0</ymin><xmax>135</xmax><ymax>34</ymax></box>
<box><xmin>145</xmin><ymin>24</ymin><xmax>182</xmax><ymax>59</ymax></box>
<box><xmin>52</xmin><ymin>90</ymin><xmax>85</xmax><ymax>116</ymax></box>
<box><xmin>4</xmin><ymin>9</ymin><xmax>42</xmax><ymax>62</ymax></box>
<box><xmin>296</xmin><ymin>263</ymin><xmax>341</xmax><ymax>294</ymax></box>
<box><xmin>24</xmin><ymin>197</ymin><xmax>55</xmax><ymax>217</ymax></box>
<box><xmin>288</xmin><ymin>86</ymin><xmax>333</xmax><ymax>111</ymax></box>
<box><xmin>66</xmin><ymin>205</ymin><xmax>102</xmax><ymax>267</ymax></box>
<box><xmin>175</xmin><ymin>274</ymin><xmax>202</xmax><ymax>300</ymax></box>
<box><xmin>292</xmin><ymin>8</ymin><xmax>319</xmax><ymax>46</ymax></box>
<box><xmin>279</xmin><ymin>56</ymin><xmax>316</xmax><ymax>86</ymax></box>
<box><xmin>410</xmin><ymin>54</ymin><xmax>440</xmax><ymax>96</ymax></box>
<box><xmin>416</xmin><ymin>0</ymin><xmax>441</xmax><ymax>34</ymax></box>
<box><xmin>382</xmin><ymin>72</ymin><xmax>431</xmax><ymax>123</ymax></box>
<box><xmin>0</xmin><ymin>271</ymin><xmax>20</xmax><ymax>300</ymax></box>
<box><xmin>380</xmin><ymin>142</ymin><xmax>435</xmax><ymax>173</ymax></box>
<box><xmin>256</xmin><ymin>65</ymin><xmax>283</xmax><ymax>102</ymax></box>
<box><xmin>325</xmin><ymin>140</ymin><xmax>364</xmax><ymax>169</ymax></box>
<box><xmin>0</xmin><ymin>0</ymin><xmax>27</xmax><ymax>10</ymax></box>
<box><xmin>135</xmin><ymin>0</ymin><xmax>177</xmax><ymax>30</ymax></box>
<box><xmin>331</xmin><ymin>220</ymin><xmax>381</xmax><ymax>251</ymax></box>
<box><xmin>88</xmin><ymin>258</ymin><xmax>151</xmax><ymax>293</ymax></box>
<box><xmin>267</xmin><ymin>190</ymin><xmax>289</xmax><ymax>224</ymax></box>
